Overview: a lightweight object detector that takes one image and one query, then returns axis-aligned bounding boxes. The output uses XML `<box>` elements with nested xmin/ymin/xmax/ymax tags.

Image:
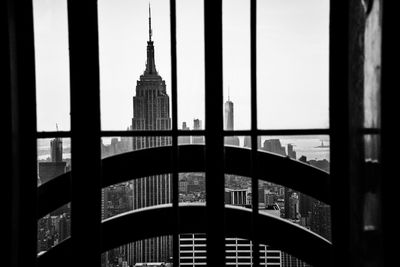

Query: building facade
<box><xmin>129</xmin><ymin>6</ymin><xmax>172</xmax><ymax>263</ymax></box>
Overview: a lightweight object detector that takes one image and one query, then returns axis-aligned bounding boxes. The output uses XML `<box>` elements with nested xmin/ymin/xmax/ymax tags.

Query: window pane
<box><xmin>37</xmin><ymin>203</ymin><xmax>71</xmax><ymax>255</ymax></box>
<box><xmin>179</xmin><ymin>173</ymin><xmax>206</xmax><ymax>204</ymax></box>
<box><xmin>37</xmin><ymin>138</ymin><xmax>71</xmax><ymax>186</ymax></box>
<box><xmin>364</xmin><ymin>0</ymin><xmax>382</xmax><ymax>129</ymax></box>
<box><xmin>101</xmin><ymin>136</ymin><xmax>171</xmax><ymax>159</ymax></box>
<box><xmin>179</xmin><ymin>233</ymin><xmax>207</xmax><ymax>266</ymax></box>
<box><xmin>225</xmin><ymin>175</ymin><xmax>252</xmax><ymax>208</ymax></box>
<box><xmin>257</xmin><ymin>0</ymin><xmax>329</xmax><ymax>129</ymax></box>
<box><xmin>259</xmin><ymin>181</ymin><xmax>331</xmax><ymax>242</ymax></box>
<box><xmin>98</xmin><ymin>0</ymin><xmax>171</xmax><ymax>131</ymax></box>
<box><xmin>259</xmin><ymin>135</ymin><xmax>330</xmax><ymax>173</ymax></box>
<box><xmin>223</xmin><ymin>0</ymin><xmax>251</xmax><ymax>130</ymax></box>
<box><xmin>177</xmin><ymin>0</ymin><xmax>205</xmax><ymax>130</ymax></box>
<box><xmin>101</xmin><ymin>236</ymin><xmax>173</xmax><ymax>266</ymax></box>
<box><xmin>224</xmin><ymin>135</ymin><xmax>251</xmax><ymax>148</ymax></box>
<box><xmin>33</xmin><ymin>0</ymin><xmax>70</xmax><ymax>131</ymax></box>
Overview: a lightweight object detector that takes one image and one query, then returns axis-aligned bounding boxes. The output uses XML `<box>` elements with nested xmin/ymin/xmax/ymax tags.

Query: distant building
<box><xmin>192</xmin><ymin>119</ymin><xmax>204</xmax><ymax>144</ymax></box>
<box><xmin>38</xmin><ymin>137</ymin><xmax>66</xmax><ymax>185</ymax></box>
<box><xmin>50</xmin><ymin>137</ymin><xmax>63</xmax><ymax>162</ymax></box>
<box><xmin>224</xmin><ymin>98</ymin><xmax>234</xmax><ymax>131</ymax></box>
<box><xmin>262</xmin><ymin>139</ymin><xmax>286</xmax><ymax>156</ymax></box>
<box><xmin>179</xmin><ymin>122</ymin><xmax>191</xmax><ymax>144</ymax></box>
<box><xmin>103</xmin><ymin>6</ymin><xmax>173</xmax><ymax>264</ymax></box>
<box><xmin>244</xmin><ymin>136</ymin><xmax>261</xmax><ymax>149</ymax></box>
<box><xmin>310</xmin><ymin>201</ymin><xmax>331</xmax><ymax>241</ymax></box>
<box><xmin>287</xmin><ymin>143</ymin><xmax>297</xmax><ymax>160</ymax></box>
<box><xmin>225</xmin><ymin>188</ymin><xmax>249</xmax><ymax>206</ymax></box>
<box><xmin>37</xmin><ymin>137</ymin><xmax>69</xmax><ymax>254</ymax></box>
<box><xmin>224</xmin><ymin>98</ymin><xmax>240</xmax><ymax>146</ymax></box>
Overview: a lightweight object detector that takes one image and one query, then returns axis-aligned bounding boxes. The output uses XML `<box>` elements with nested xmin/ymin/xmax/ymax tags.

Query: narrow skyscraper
<box><xmin>224</xmin><ymin>94</ymin><xmax>239</xmax><ymax>146</ymax></box>
<box><xmin>224</xmin><ymin>94</ymin><xmax>234</xmax><ymax>131</ymax></box>
<box><xmin>129</xmin><ymin>5</ymin><xmax>172</xmax><ymax>264</ymax></box>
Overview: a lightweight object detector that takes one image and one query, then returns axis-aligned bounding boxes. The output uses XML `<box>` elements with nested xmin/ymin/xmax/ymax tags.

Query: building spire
<box><xmin>144</xmin><ymin>2</ymin><xmax>157</xmax><ymax>75</ymax></box>
<box><xmin>148</xmin><ymin>3</ymin><xmax>152</xmax><ymax>42</ymax></box>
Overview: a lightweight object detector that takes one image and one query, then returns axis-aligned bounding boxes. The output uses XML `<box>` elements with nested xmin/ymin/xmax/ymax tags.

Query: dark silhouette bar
<box><xmin>67</xmin><ymin>0</ymin><xmax>102</xmax><ymax>266</ymax></box>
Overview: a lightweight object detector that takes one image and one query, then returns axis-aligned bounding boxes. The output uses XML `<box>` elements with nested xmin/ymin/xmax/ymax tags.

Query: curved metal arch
<box><xmin>38</xmin><ymin>145</ymin><xmax>330</xmax><ymax>219</ymax></box>
<box><xmin>38</xmin><ymin>204</ymin><xmax>331</xmax><ymax>267</ymax></box>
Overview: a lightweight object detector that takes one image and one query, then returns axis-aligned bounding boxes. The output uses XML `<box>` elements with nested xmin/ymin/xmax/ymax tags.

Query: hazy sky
<box><xmin>34</xmin><ymin>0</ymin><xmax>329</xmax><ymax>132</ymax></box>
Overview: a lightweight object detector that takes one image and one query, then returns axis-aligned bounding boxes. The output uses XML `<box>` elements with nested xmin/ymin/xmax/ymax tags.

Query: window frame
<box><xmin>5</xmin><ymin>0</ymin><xmax>378</xmax><ymax>266</ymax></box>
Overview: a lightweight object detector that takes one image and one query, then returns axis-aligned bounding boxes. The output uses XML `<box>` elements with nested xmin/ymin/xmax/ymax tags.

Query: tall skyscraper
<box><xmin>38</xmin><ymin>137</ymin><xmax>66</xmax><ymax>184</ymax></box>
<box><xmin>50</xmin><ymin>136</ymin><xmax>63</xmax><ymax>162</ymax></box>
<box><xmin>224</xmin><ymin>97</ymin><xmax>234</xmax><ymax>131</ymax></box>
<box><xmin>128</xmin><ymin>5</ymin><xmax>172</xmax><ymax>264</ymax></box>
<box><xmin>192</xmin><ymin>119</ymin><xmax>204</xmax><ymax>144</ymax></box>
<box><xmin>224</xmin><ymin>97</ymin><xmax>240</xmax><ymax>146</ymax></box>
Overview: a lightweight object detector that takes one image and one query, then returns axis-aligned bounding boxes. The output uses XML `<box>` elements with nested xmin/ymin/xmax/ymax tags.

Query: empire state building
<box><xmin>131</xmin><ymin>7</ymin><xmax>171</xmax><ymax>142</ymax></box>
<box><xmin>129</xmin><ymin>5</ymin><xmax>172</xmax><ymax>264</ymax></box>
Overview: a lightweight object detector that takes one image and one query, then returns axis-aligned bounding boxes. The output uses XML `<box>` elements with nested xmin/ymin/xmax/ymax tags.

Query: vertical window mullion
<box><xmin>170</xmin><ymin>0</ymin><xmax>179</xmax><ymax>266</ymax></box>
<box><xmin>68</xmin><ymin>0</ymin><xmax>101</xmax><ymax>266</ymax></box>
<box><xmin>250</xmin><ymin>0</ymin><xmax>260</xmax><ymax>265</ymax></box>
<box><xmin>6</xmin><ymin>0</ymin><xmax>38</xmax><ymax>266</ymax></box>
<box><xmin>204</xmin><ymin>0</ymin><xmax>225</xmax><ymax>266</ymax></box>
<box><xmin>329</xmin><ymin>1</ymin><xmax>350</xmax><ymax>266</ymax></box>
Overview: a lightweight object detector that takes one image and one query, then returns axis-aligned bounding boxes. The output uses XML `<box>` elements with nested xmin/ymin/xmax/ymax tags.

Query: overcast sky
<box><xmin>34</xmin><ymin>0</ymin><xmax>329</xmax><ymax>132</ymax></box>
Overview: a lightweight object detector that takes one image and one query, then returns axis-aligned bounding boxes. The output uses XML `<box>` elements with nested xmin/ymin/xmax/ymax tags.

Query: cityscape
<box><xmin>36</xmin><ymin>5</ymin><xmax>330</xmax><ymax>267</ymax></box>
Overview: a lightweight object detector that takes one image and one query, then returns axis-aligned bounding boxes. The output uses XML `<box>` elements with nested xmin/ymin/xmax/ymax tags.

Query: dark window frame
<box><xmin>4</xmin><ymin>0</ymin><xmax>389</xmax><ymax>267</ymax></box>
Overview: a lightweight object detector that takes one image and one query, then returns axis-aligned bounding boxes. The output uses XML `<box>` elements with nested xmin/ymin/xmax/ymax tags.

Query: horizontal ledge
<box><xmin>38</xmin><ymin>204</ymin><xmax>331</xmax><ymax>267</ymax></box>
<box><xmin>36</xmin><ymin>129</ymin><xmax>330</xmax><ymax>139</ymax></box>
<box><xmin>38</xmin><ymin>145</ymin><xmax>330</xmax><ymax>219</ymax></box>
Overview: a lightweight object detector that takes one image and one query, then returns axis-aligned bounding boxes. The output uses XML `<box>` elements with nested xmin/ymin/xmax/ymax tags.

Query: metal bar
<box><xmin>204</xmin><ymin>0</ymin><xmax>225</xmax><ymax>265</ymax></box>
<box><xmin>100</xmin><ymin>130</ymin><xmax>202</xmax><ymax>137</ymax></box>
<box><xmin>169</xmin><ymin>0</ymin><xmax>180</xmax><ymax>266</ymax></box>
<box><xmin>36</xmin><ymin>131</ymin><xmax>71</xmax><ymax>138</ymax></box>
<box><xmin>1</xmin><ymin>2</ymin><xmax>13</xmax><ymax>264</ymax></box>
<box><xmin>67</xmin><ymin>0</ymin><xmax>102</xmax><ymax>266</ymax></box>
<box><xmin>6</xmin><ymin>0</ymin><xmax>38</xmax><ymax>266</ymax></box>
<box><xmin>224</xmin><ymin>128</ymin><xmax>331</xmax><ymax>136</ymax></box>
<box><xmin>329</xmin><ymin>1</ymin><xmax>350</xmax><ymax>266</ymax></box>
<box><xmin>250</xmin><ymin>0</ymin><xmax>260</xmax><ymax>265</ymax></box>
<box><xmin>36</xmin><ymin>128</ymin><xmax>331</xmax><ymax>139</ymax></box>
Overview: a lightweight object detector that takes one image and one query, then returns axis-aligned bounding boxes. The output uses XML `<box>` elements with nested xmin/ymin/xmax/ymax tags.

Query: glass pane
<box><xmin>259</xmin><ymin>181</ymin><xmax>331</xmax><ymax>242</ymax></box>
<box><xmin>226</xmin><ymin>238</ymin><xmax>312</xmax><ymax>266</ymax></box>
<box><xmin>37</xmin><ymin>203</ymin><xmax>71</xmax><ymax>255</ymax></box>
<box><xmin>33</xmin><ymin>0</ymin><xmax>70</xmax><ymax>131</ymax></box>
<box><xmin>101</xmin><ymin>236</ymin><xmax>173</xmax><ymax>266</ymax></box>
<box><xmin>225</xmin><ymin>175</ymin><xmax>252</xmax><ymax>208</ymax></box>
<box><xmin>179</xmin><ymin>173</ymin><xmax>206</xmax><ymax>204</ymax></box>
<box><xmin>98</xmin><ymin>0</ymin><xmax>171</xmax><ymax>131</ymax></box>
<box><xmin>101</xmin><ymin>136</ymin><xmax>171</xmax><ymax>159</ymax></box>
<box><xmin>364</xmin><ymin>134</ymin><xmax>380</xmax><ymax>163</ymax></box>
<box><xmin>224</xmin><ymin>135</ymin><xmax>251</xmax><ymax>148</ymax></box>
<box><xmin>177</xmin><ymin>0</ymin><xmax>205</xmax><ymax>130</ymax></box>
<box><xmin>364</xmin><ymin>0</ymin><xmax>382</xmax><ymax>129</ymax></box>
<box><xmin>37</xmin><ymin>138</ymin><xmax>71</xmax><ymax>186</ymax></box>
<box><xmin>257</xmin><ymin>135</ymin><xmax>331</xmax><ymax>240</ymax></box>
<box><xmin>180</xmin><ymin>233</ymin><xmax>207</xmax><ymax>266</ymax></box>
<box><xmin>257</xmin><ymin>0</ymin><xmax>329</xmax><ymax>129</ymax></box>
<box><xmin>259</xmin><ymin>135</ymin><xmax>330</xmax><ymax>173</ymax></box>
<box><xmin>102</xmin><ymin>175</ymin><xmax>172</xmax><ymax>220</ymax></box>
<box><xmin>223</xmin><ymin>0</ymin><xmax>251</xmax><ymax>130</ymax></box>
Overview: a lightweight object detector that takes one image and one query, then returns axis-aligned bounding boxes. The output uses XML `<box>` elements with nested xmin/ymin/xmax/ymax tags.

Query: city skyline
<box><xmin>33</xmin><ymin>0</ymin><xmax>329</xmax><ymax>132</ymax></box>
<box><xmin>35</xmin><ymin>3</ymin><xmax>330</xmax><ymax>265</ymax></box>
